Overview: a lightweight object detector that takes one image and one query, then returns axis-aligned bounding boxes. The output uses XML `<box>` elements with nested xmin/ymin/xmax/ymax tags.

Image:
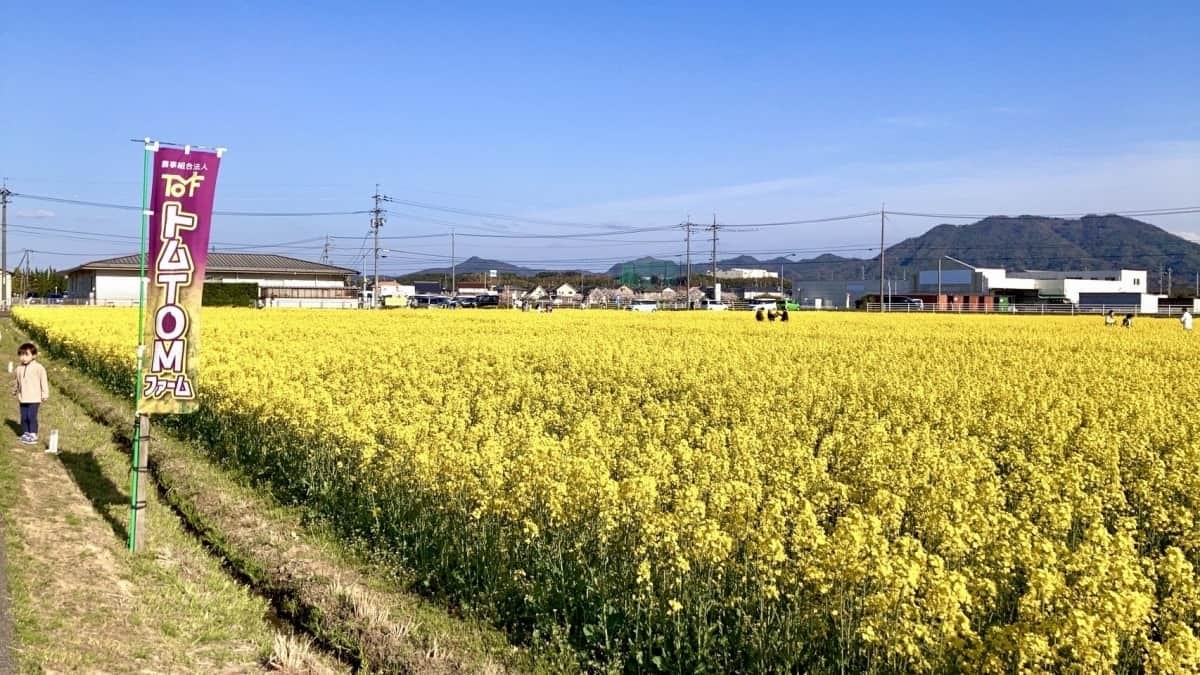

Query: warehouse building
<box><xmin>65</xmin><ymin>253</ymin><xmax>358</xmax><ymax>308</ymax></box>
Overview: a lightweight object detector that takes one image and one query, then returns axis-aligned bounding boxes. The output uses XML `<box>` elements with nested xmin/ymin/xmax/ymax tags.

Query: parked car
<box><xmin>895</xmin><ymin>297</ymin><xmax>924</xmax><ymax>309</ymax></box>
<box><xmin>455</xmin><ymin>296</ymin><xmax>479</xmax><ymax>308</ymax></box>
<box><xmin>475</xmin><ymin>294</ymin><xmax>500</xmax><ymax>308</ymax></box>
<box><xmin>629</xmin><ymin>299</ymin><xmax>658</xmax><ymax>312</ymax></box>
<box><xmin>701</xmin><ymin>298</ymin><xmax>729</xmax><ymax>311</ymax></box>
<box><xmin>410</xmin><ymin>294</ymin><xmax>457</xmax><ymax>309</ymax></box>
<box><xmin>749</xmin><ymin>299</ymin><xmax>781</xmax><ymax>312</ymax></box>
<box><xmin>749</xmin><ymin>298</ymin><xmax>799</xmax><ymax>312</ymax></box>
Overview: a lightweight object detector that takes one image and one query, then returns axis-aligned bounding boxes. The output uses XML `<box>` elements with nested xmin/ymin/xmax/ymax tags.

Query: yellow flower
<box><xmin>15</xmin><ymin>306</ymin><xmax>1197</xmax><ymax>672</ymax></box>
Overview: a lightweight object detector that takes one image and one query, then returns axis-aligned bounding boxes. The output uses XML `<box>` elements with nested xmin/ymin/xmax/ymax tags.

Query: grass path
<box><xmin>0</xmin><ymin>324</ymin><xmax>345</xmax><ymax>673</ymax></box>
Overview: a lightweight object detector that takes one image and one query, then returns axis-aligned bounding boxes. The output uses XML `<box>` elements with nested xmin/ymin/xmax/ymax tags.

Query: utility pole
<box><xmin>0</xmin><ymin>180</ymin><xmax>8</xmax><ymax>311</ymax></box>
<box><xmin>450</xmin><ymin>228</ymin><xmax>456</xmax><ymax>295</ymax></box>
<box><xmin>879</xmin><ymin>204</ymin><xmax>886</xmax><ymax>312</ymax></box>
<box><xmin>23</xmin><ymin>250</ymin><xmax>31</xmax><ymax>303</ymax></box>
<box><xmin>709</xmin><ymin>214</ymin><xmax>718</xmax><ymax>295</ymax></box>
<box><xmin>684</xmin><ymin>220</ymin><xmax>692</xmax><ymax>305</ymax></box>
<box><xmin>320</xmin><ymin>235</ymin><xmax>331</xmax><ymax>264</ymax></box>
<box><xmin>371</xmin><ymin>185</ymin><xmax>385</xmax><ymax>308</ymax></box>
<box><xmin>1168</xmin><ymin>268</ymin><xmax>1173</xmax><ymax>297</ymax></box>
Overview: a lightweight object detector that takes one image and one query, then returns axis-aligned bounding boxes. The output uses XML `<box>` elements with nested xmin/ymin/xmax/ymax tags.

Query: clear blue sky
<box><xmin>2</xmin><ymin>2</ymin><xmax>1198</xmax><ymax>274</ymax></box>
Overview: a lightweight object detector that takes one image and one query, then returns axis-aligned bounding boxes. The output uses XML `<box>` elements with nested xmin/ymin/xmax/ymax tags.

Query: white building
<box><xmin>984</xmin><ymin>269</ymin><xmax>1157</xmax><ymax>313</ymax></box>
<box><xmin>65</xmin><ymin>253</ymin><xmax>358</xmax><ymax>309</ymax></box>
<box><xmin>715</xmin><ymin>268</ymin><xmax>778</xmax><ymax>280</ymax></box>
<box><xmin>916</xmin><ymin>266</ymin><xmax>1159</xmax><ymax>312</ymax></box>
<box><xmin>376</xmin><ymin>281</ymin><xmax>415</xmax><ymax>298</ymax></box>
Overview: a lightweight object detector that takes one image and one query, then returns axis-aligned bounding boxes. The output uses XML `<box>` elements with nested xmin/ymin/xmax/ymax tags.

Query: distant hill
<box><xmin>404</xmin><ymin>256</ymin><xmax>543</xmax><ymax>278</ymax></box>
<box><xmin>400</xmin><ymin>215</ymin><xmax>1200</xmax><ymax>291</ymax></box>
<box><xmin>604</xmin><ymin>256</ymin><xmax>680</xmax><ymax>279</ymax></box>
<box><xmin>883</xmin><ymin>215</ymin><xmax>1200</xmax><ymax>275</ymax></box>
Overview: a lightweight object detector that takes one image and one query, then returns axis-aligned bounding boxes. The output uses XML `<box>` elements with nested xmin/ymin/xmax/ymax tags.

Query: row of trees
<box><xmin>9</xmin><ymin>267</ymin><xmax>67</xmax><ymax>298</ymax></box>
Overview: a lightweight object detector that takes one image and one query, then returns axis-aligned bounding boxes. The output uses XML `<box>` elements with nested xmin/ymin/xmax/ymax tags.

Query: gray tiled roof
<box><xmin>65</xmin><ymin>253</ymin><xmax>356</xmax><ymax>276</ymax></box>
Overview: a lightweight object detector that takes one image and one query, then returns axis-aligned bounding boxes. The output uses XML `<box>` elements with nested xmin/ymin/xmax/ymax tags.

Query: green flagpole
<box><xmin>128</xmin><ymin>139</ymin><xmax>154</xmax><ymax>552</ymax></box>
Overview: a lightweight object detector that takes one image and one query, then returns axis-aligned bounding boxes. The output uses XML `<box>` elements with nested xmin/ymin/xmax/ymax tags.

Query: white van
<box><xmin>630</xmin><ymin>299</ymin><xmax>658</xmax><ymax>312</ymax></box>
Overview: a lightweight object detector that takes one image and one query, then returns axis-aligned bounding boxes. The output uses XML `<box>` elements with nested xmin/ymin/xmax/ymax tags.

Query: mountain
<box><xmin>882</xmin><ymin>214</ymin><xmax>1200</xmax><ymax>276</ymax></box>
<box><xmin>719</xmin><ymin>255</ymin><xmax>767</xmax><ymax>267</ymax></box>
<box><xmin>404</xmin><ymin>256</ymin><xmax>544</xmax><ymax>278</ymax></box>
<box><xmin>604</xmin><ymin>257</ymin><xmax>680</xmax><ymax>278</ymax></box>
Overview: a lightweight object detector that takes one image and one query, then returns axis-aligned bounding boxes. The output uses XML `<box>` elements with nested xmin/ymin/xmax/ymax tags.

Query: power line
<box><xmin>380</xmin><ymin>195</ymin><xmax>644</xmax><ymax>232</ymax></box>
<box><xmin>6</xmin><ymin>221</ymin><xmax>329</xmax><ymax>251</ymax></box>
<box><xmin>451</xmin><ymin>224</ymin><xmax>678</xmax><ymax>240</ymax></box>
<box><xmin>721</xmin><ymin>211</ymin><xmax>881</xmax><ymax>229</ymax></box>
<box><xmin>331</xmin><ymin>233</ymin><xmax>447</xmax><ymax>241</ymax></box>
<box><xmin>9</xmin><ymin>192</ymin><xmax>370</xmax><ymax>217</ymax></box>
<box><xmin>13</xmin><ymin>188</ymin><xmax>1200</xmax><ymax>226</ymax></box>
<box><xmin>382</xmin><ymin>209</ymin><xmax>516</xmax><ymax>233</ymax></box>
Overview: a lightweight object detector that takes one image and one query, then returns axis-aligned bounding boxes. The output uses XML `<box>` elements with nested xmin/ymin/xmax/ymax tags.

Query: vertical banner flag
<box><xmin>140</xmin><ymin>146</ymin><xmax>222</xmax><ymax>414</ymax></box>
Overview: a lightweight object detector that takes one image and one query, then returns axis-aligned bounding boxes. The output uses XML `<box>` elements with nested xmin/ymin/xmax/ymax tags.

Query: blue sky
<box><xmin>2</xmin><ymin>2</ymin><xmax>1198</xmax><ymax>274</ymax></box>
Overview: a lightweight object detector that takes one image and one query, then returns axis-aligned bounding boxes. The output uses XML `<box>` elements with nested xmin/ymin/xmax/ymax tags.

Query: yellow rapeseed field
<box><xmin>15</xmin><ymin>306</ymin><xmax>1200</xmax><ymax>672</ymax></box>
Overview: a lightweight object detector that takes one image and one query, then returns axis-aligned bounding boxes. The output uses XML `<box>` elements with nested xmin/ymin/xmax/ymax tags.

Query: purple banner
<box><xmin>140</xmin><ymin>146</ymin><xmax>222</xmax><ymax>414</ymax></box>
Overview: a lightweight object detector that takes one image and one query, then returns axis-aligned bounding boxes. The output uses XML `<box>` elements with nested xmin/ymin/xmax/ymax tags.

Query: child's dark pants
<box><xmin>19</xmin><ymin>403</ymin><xmax>39</xmax><ymax>435</ymax></box>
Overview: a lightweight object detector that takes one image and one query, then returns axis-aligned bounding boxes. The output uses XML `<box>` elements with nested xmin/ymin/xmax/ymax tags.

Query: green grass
<box><xmin>0</xmin><ymin>321</ymin><xmax>346</xmax><ymax>674</ymax></box>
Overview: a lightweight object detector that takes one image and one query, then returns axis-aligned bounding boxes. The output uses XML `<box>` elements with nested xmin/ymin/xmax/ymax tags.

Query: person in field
<box><xmin>755</xmin><ymin>308</ymin><xmax>765</xmax><ymax>322</ymax></box>
<box><xmin>780</xmin><ymin>308</ymin><xmax>790</xmax><ymax>322</ymax></box>
<box><xmin>13</xmin><ymin>342</ymin><xmax>49</xmax><ymax>445</ymax></box>
<box><xmin>1122</xmin><ymin>313</ymin><xmax>1134</xmax><ymax>328</ymax></box>
<box><xmin>1104</xmin><ymin>309</ymin><xmax>1115</xmax><ymax>327</ymax></box>
<box><xmin>1181</xmin><ymin>309</ymin><xmax>1193</xmax><ymax>331</ymax></box>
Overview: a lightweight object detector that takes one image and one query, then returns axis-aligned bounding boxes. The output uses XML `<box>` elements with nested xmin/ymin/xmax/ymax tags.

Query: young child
<box><xmin>13</xmin><ymin>343</ymin><xmax>49</xmax><ymax>445</ymax></box>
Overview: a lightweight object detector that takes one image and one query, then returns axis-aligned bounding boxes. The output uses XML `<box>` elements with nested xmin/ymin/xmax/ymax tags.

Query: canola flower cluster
<box><xmin>15</xmin><ymin>306</ymin><xmax>1200</xmax><ymax>672</ymax></box>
